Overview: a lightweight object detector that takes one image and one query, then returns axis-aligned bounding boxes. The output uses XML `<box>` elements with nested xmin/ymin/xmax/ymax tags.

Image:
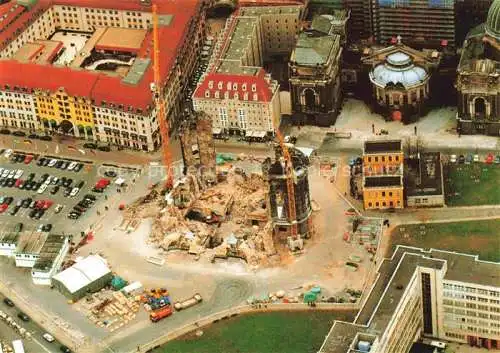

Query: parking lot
<box><xmin>0</xmin><ymin>149</ymin><xmax>140</xmax><ymax>236</ymax></box>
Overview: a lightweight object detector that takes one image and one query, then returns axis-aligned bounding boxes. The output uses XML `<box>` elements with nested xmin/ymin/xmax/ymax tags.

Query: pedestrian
<box><xmin>414</xmin><ymin>125</ymin><xmax>417</xmax><ymax>135</ymax></box>
<box><xmin>372</xmin><ymin>123</ymin><xmax>375</xmax><ymax>134</ymax></box>
<box><xmin>105</xmin><ymin>195</ymin><xmax>108</xmax><ymax>200</ymax></box>
<box><xmin>105</xmin><ymin>206</ymin><xmax>109</xmax><ymax>211</ymax></box>
<box><xmin>97</xmin><ymin>210</ymin><xmax>101</xmax><ymax>216</ymax></box>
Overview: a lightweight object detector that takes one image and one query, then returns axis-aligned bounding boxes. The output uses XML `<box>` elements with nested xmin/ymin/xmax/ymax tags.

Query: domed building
<box><xmin>456</xmin><ymin>0</ymin><xmax>500</xmax><ymax>136</ymax></box>
<box><xmin>361</xmin><ymin>37</ymin><xmax>441</xmax><ymax>123</ymax></box>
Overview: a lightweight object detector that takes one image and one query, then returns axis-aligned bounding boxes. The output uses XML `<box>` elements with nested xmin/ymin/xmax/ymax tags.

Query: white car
<box><xmin>48</xmin><ymin>159</ymin><xmax>57</xmax><ymax>167</ymax></box>
<box><xmin>70</xmin><ymin>187</ymin><xmax>80</xmax><ymax>197</ymax></box>
<box><xmin>7</xmin><ymin>170</ymin><xmax>16</xmax><ymax>179</ymax></box>
<box><xmin>51</xmin><ymin>177</ymin><xmax>59</xmax><ymax>185</ymax></box>
<box><xmin>44</xmin><ymin>176</ymin><xmax>52</xmax><ymax>185</ymax></box>
<box><xmin>37</xmin><ymin>224</ymin><xmax>44</xmax><ymax>232</ymax></box>
<box><xmin>14</xmin><ymin>169</ymin><xmax>23</xmax><ymax>179</ymax></box>
<box><xmin>37</xmin><ymin>184</ymin><xmax>48</xmax><ymax>194</ymax></box>
<box><xmin>450</xmin><ymin>154</ymin><xmax>457</xmax><ymax>163</ymax></box>
<box><xmin>67</xmin><ymin>161</ymin><xmax>77</xmax><ymax>171</ymax></box>
<box><xmin>473</xmin><ymin>154</ymin><xmax>479</xmax><ymax>162</ymax></box>
<box><xmin>1</xmin><ymin>169</ymin><xmax>9</xmax><ymax>178</ymax></box>
<box><xmin>42</xmin><ymin>333</ymin><xmax>55</xmax><ymax>342</ymax></box>
<box><xmin>54</xmin><ymin>204</ymin><xmax>63</xmax><ymax>214</ymax></box>
<box><xmin>3</xmin><ymin>149</ymin><xmax>13</xmax><ymax>158</ymax></box>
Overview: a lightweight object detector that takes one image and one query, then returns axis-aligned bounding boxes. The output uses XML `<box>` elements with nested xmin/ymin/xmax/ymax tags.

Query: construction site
<box><xmin>117</xmin><ymin>111</ymin><xmax>318</xmax><ymax>267</ymax></box>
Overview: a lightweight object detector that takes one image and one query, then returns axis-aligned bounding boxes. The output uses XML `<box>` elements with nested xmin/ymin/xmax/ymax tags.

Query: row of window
<box><xmin>366</xmin><ymin>155</ymin><xmax>401</xmax><ymax>163</ymax></box>
<box><xmin>443</xmin><ymin>284</ymin><xmax>499</xmax><ymax>297</ymax></box>
<box><xmin>367</xmin><ymin>200</ymin><xmax>401</xmax><ymax>208</ymax></box>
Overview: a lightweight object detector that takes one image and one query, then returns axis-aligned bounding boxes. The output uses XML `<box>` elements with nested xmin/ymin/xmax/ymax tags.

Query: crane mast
<box><xmin>152</xmin><ymin>4</ymin><xmax>173</xmax><ymax>190</ymax></box>
<box><xmin>274</xmin><ymin>128</ymin><xmax>298</xmax><ymax>240</ymax></box>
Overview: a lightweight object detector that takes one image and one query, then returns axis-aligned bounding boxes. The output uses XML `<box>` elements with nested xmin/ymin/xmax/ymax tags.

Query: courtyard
<box><xmin>389</xmin><ymin>219</ymin><xmax>500</xmax><ymax>262</ymax></box>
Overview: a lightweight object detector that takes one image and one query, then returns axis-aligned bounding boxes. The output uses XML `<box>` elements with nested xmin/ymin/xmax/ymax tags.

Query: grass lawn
<box><xmin>444</xmin><ymin>164</ymin><xmax>500</xmax><ymax>206</ymax></box>
<box><xmin>155</xmin><ymin>310</ymin><xmax>356</xmax><ymax>353</ymax></box>
<box><xmin>389</xmin><ymin>219</ymin><xmax>500</xmax><ymax>262</ymax></box>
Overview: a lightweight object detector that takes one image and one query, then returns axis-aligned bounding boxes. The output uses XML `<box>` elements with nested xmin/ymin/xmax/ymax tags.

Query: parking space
<box><xmin>0</xmin><ymin>149</ymin><xmax>139</xmax><ymax>236</ymax></box>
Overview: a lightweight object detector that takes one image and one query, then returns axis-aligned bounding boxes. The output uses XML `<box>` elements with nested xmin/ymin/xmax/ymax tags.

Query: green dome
<box><xmin>486</xmin><ymin>0</ymin><xmax>500</xmax><ymax>41</ymax></box>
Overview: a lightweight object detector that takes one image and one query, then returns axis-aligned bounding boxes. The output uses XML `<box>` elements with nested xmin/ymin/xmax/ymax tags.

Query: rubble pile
<box><xmin>125</xmin><ymin>161</ymin><xmax>280</xmax><ymax>267</ymax></box>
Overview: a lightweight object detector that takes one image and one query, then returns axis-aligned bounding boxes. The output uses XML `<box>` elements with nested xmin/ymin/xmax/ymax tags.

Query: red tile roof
<box><xmin>0</xmin><ymin>0</ymin><xmax>202</xmax><ymax>112</ymax></box>
<box><xmin>193</xmin><ymin>69</ymin><xmax>273</xmax><ymax>103</ymax></box>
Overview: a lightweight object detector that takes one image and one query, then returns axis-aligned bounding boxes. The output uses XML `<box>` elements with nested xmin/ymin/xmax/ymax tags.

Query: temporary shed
<box><xmin>52</xmin><ymin>255</ymin><xmax>112</xmax><ymax>301</ymax></box>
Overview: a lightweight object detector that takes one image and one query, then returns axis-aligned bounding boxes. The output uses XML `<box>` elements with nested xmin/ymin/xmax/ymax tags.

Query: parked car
<box><xmin>74</xmin><ymin>163</ymin><xmax>84</xmax><ymax>172</ymax></box>
<box><xmin>104</xmin><ymin>170</ymin><xmax>117</xmax><ymax>177</ymax></box>
<box><xmin>48</xmin><ymin>159</ymin><xmax>58</xmax><ymax>167</ymax></box>
<box><xmin>83</xmin><ymin>142</ymin><xmax>97</xmax><ymax>149</ymax></box>
<box><xmin>39</xmin><ymin>135</ymin><xmax>52</xmax><ymax>141</ymax></box>
<box><xmin>473</xmin><ymin>154</ymin><xmax>480</xmax><ymax>163</ymax></box>
<box><xmin>3</xmin><ymin>298</ymin><xmax>14</xmax><ymax>307</ymax></box>
<box><xmin>54</xmin><ymin>204</ymin><xmax>64</xmax><ymax>213</ymax></box>
<box><xmin>37</xmin><ymin>157</ymin><xmax>46</xmax><ymax>166</ymax></box>
<box><xmin>42</xmin><ymin>224</ymin><xmax>52</xmax><ymax>232</ymax></box>
<box><xmin>60</xmin><ymin>345</ymin><xmax>72</xmax><ymax>353</ymax></box>
<box><xmin>37</xmin><ymin>184</ymin><xmax>48</xmax><ymax>194</ymax></box>
<box><xmin>0</xmin><ymin>129</ymin><xmax>11</xmax><ymax>135</ymax></box>
<box><xmin>12</xmin><ymin>131</ymin><xmax>26</xmax><ymax>137</ymax></box>
<box><xmin>50</xmin><ymin>186</ymin><xmax>60</xmax><ymax>195</ymax></box>
<box><xmin>458</xmin><ymin>154</ymin><xmax>466</xmax><ymax>164</ymax></box>
<box><xmin>98</xmin><ymin>145</ymin><xmax>111</xmax><ymax>152</ymax></box>
<box><xmin>70</xmin><ymin>187</ymin><xmax>80</xmax><ymax>197</ymax></box>
<box><xmin>42</xmin><ymin>333</ymin><xmax>55</xmax><ymax>343</ymax></box>
<box><xmin>63</xmin><ymin>178</ymin><xmax>73</xmax><ymax>187</ymax></box>
<box><xmin>17</xmin><ymin>312</ymin><xmax>30</xmax><ymax>322</ymax></box>
<box><xmin>9</xmin><ymin>206</ymin><xmax>20</xmax><ymax>216</ymax></box>
<box><xmin>450</xmin><ymin>154</ymin><xmax>457</xmax><ymax>163</ymax></box>
<box><xmin>465</xmin><ymin>154</ymin><xmax>473</xmax><ymax>164</ymax></box>
<box><xmin>3</xmin><ymin>149</ymin><xmax>13</xmax><ymax>158</ymax></box>
<box><xmin>68</xmin><ymin>161</ymin><xmax>77</xmax><ymax>171</ymax></box>
<box><xmin>28</xmin><ymin>133</ymin><xmax>39</xmax><ymax>139</ymax></box>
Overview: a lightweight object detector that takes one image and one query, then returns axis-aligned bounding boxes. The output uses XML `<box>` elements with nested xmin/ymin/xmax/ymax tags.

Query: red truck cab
<box><xmin>150</xmin><ymin>305</ymin><xmax>173</xmax><ymax>322</ymax></box>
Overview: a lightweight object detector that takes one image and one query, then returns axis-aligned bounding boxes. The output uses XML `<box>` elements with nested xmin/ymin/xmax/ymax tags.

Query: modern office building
<box><xmin>319</xmin><ymin>246</ymin><xmax>500</xmax><ymax>353</ymax></box>
<box><xmin>288</xmin><ymin>12</ymin><xmax>344</xmax><ymax>126</ymax></box>
<box><xmin>455</xmin><ymin>0</ymin><xmax>500</xmax><ymax>137</ymax></box>
<box><xmin>0</xmin><ymin>0</ymin><xmax>207</xmax><ymax>151</ymax></box>
<box><xmin>369</xmin><ymin>0</ymin><xmax>456</xmax><ymax>48</ymax></box>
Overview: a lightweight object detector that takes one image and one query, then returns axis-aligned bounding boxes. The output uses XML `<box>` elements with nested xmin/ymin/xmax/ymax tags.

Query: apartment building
<box><xmin>0</xmin><ymin>0</ymin><xmax>207</xmax><ymax>151</ymax></box>
<box><xmin>319</xmin><ymin>246</ymin><xmax>500</xmax><ymax>353</ymax></box>
<box><xmin>193</xmin><ymin>5</ymin><xmax>302</xmax><ymax>137</ymax></box>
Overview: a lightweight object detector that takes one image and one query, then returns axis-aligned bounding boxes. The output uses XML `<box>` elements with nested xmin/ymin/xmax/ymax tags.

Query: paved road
<box><xmin>0</xmin><ymin>292</ymin><xmax>63</xmax><ymax>353</ymax></box>
<box><xmin>1</xmin><ymin>130</ymin><xmax>499</xmax><ymax>353</ymax></box>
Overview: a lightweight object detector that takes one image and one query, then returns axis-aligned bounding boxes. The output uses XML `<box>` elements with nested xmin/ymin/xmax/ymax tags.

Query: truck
<box><xmin>12</xmin><ymin>340</ymin><xmax>25</xmax><ymax>353</ymax></box>
<box><xmin>150</xmin><ymin>305</ymin><xmax>173</xmax><ymax>322</ymax></box>
<box><xmin>174</xmin><ymin>293</ymin><xmax>203</xmax><ymax>311</ymax></box>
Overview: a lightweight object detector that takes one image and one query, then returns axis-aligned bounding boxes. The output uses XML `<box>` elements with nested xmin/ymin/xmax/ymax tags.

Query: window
<box><xmin>375</xmin><ymin>157</ymin><xmax>378</xmax><ymax>162</ymax></box>
<box><xmin>238</xmin><ymin>109</ymin><xmax>247</xmax><ymax>129</ymax></box>
<box><xmin>368</xmin><ymin>157</ymin><xmax>372</xmax><ymax>162</ymax></box>
<box><xmin>389</xmin><ymin>192</ymin><xmax>393</xmax><ymax>197</ymax></box>
<box><xmin>382</xmin><ymin>156</ymin><xmax>385</xmax><ymax>162</ymax></box>
<box><xmin>389</xmin><ymin>156</ymin><xmax>392</xmax><ymax>161</ymax></box>
<box><xmin>395</xmin><ymin>156</ymin><xmax>399</xmax><ymax>161</ymax></box>
<box><xmin>382</xmin><ymin>191</ymin><xmax>386</xmax><ymax>197</ymax></box>
<box><xmin>218</xmin><ymin>107</ymin><xmax>228</xmax><ymax>127</ymax></box>
<box><xmin>368</xmin><ymin>202</ymin><xmax>372</xmax><ymax>207</ymax></box>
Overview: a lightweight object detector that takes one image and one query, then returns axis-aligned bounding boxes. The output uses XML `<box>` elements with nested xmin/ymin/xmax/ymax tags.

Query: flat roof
<box><xmin>95</xmin><ymin>27</ymin><xmax>147</xmax><ymax>53</ymax></box>
<box><xmin>32</xmin><ymin>234</ymin><xmax>68</xmax><ymax>271</ymax></box>
<box><xmin>16</xmin><ymin>231</ymin><xmax>48</xmax><ymax>254</ymax></box>
<box><xmin>0</xmin><ymin>232</ymin><xmax>19</xmax><ymax>244</ymax></box>
<box><xmin>320</xmin><ymin>246</ymin><xmax>500</xmax><ymax>352</ymax></box>
<box><xmin>364</xmin><ymin>175</ymin><xmax>402</xmax><ymax>187</ymax></box>
<box><xmin>13</xmin><ymin>40</ymin><xmax>63</xmax><ymax>63</ymax></box>
<box><xmin>406</xmin><ymin>152</ymin><xmax>443</xmax><ymax>197</ymax></box>
<box><xmin>364</xmin><ymin>140</ymin><xmax>402</xmax><ymax>154</ymax></box>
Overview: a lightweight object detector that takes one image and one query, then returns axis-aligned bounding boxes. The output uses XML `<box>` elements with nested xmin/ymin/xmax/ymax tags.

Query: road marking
<box><xmin>31</xmin><ymin>337</ymin><xmax>53</xmax><ymax>353</ymax></box>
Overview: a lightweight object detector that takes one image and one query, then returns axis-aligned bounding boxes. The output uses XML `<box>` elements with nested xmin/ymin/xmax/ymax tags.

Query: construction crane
<box><xmin>151</xmin><ymin>4</ymin><xmax>174</xmax><ymax>190</ymax></box>
<box><xmin>273</xmin><ymin>124</ymin><xmax>298</xmax><ymax>240</ymax></box>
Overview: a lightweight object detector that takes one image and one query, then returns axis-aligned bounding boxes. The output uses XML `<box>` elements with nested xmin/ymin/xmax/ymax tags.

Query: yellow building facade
<box><xmin>362</xmin><ymin>140</ymin><xmax>404</xmax><ymax>210</ymax></box>
<box><xmin>34</xmin><ymin>88</ymin><xmax>95</xmax><ymax>138</ymax></box>
<box><xmin>363</xmin><ymin>179</ymin><xmax>404</xmax><ymax>210</ymax></box>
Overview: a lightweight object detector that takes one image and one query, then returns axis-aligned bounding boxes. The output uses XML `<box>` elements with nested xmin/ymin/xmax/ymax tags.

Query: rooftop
<box><xmin>0</xmin><ymin>232</ymin><xmax>19</xmax><ymax>244</ymax></box>
<box><xmin>52</xmin><ymin>254</ymin><xmax>111</xmax><ymax>293</ymax></box>
<box><xmin>292</xmin><ymin>33</ymin><xmax>337</xmax><ymax>65</ymax></box>
<box><xmin>16</xmin><ymin>231</ymin><xmax>48</xmax><ymax>254</ymax></box>
<box><xmin>458</xmin><ymin>24</ymin><xmax>500</xmax><ymax>73</ymax></box>
<box><xmin>364</xmin><ymin>140</ymin><xmax>402</xmax><ymax>154</ymax></box>
<box><xmin>406</xmin><ymin>152</ymin><xmax>443</xmax><ymax>197</ymax></box>
<box><xmin>0</xmin><ymin>0</ymin><xmax>202</xmax><ymax>113</ymax></box>
<box><xmin>364</xmin><ymin>175</ymin><xmax>402</xmax><ymax>188</ymax></box>
<box><xmin>32</xmin><ymin>234</ymin><xmax>68</xmax><ymax>272</ymax></box>
<box><xmin>320</xmin><ymin>246</ymin><xmax>500</xmax><ymax>353</ymax></box>
<box><xmin>94</xmin><ymin>27</ymin><xmax>147</xmax><ymax>54</ymax></box>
